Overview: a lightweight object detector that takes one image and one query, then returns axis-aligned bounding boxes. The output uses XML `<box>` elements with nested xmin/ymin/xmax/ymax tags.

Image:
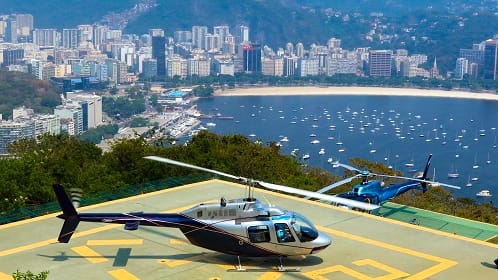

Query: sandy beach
<box><xmin>215</xmin><ymin>86</ymin><xmax>498</xmax><ymax>101</ymax></box>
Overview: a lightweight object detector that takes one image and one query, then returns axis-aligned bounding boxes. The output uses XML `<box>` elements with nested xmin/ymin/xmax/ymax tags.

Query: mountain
<box><xmin>0</xmin><ymin>0</ymin><xmax>136</xmax><ymax>28</ymax></box>
<box><xmin>2</xmin><ymin>0</ymin><xmax>498</xmax><ymax>73</ymax></box>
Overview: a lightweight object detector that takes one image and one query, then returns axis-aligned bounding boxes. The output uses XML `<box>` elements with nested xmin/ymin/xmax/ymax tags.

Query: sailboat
<box><xmin>472</xmin><ymin>153</ymin><xmax>479</xmax><ymax>169</ymax></box>
<box><xmin>465</xmin><ymin>176</ymin><xmax>472</xmax><ymax>187</ymax></box>
<box><xmin>486</xmin><ymin>152</ymin><xmax>491</xmax><ymax>164</ymax></box>
<box><xmin>447</xmin><ymin>165</ymin><xmax>460</xmax><ymax>178</ymax></box>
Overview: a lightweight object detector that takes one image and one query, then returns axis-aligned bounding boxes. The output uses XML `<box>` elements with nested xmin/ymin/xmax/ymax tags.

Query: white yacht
<box><xmin>318</xmin><ymin>148</ymin><xmax>325</xmax><ymax>155</ymax></box>
<box><xmin>476</xmin><ymin>190</ymin><xmax>492</xmax><ymax>197</ymax></box>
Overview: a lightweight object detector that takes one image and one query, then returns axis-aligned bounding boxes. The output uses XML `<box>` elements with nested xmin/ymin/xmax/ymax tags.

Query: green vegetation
<box><xmin>102</xmin><ymin>95</ymin><xmax>146</xmax><ymax>119</ymax></box>
<box><xmin>0</xmin><ymin>131</ymin><xmax>335</xmax><ymax>213</ymax></box>
<box><xmin>129</xmin><ymin>117</ymin><xmax>150</xmax><ymax>128</ymax></box>
<box><xmin>192</xmin><ymin>85</ymin><xmax>214</xmax><ymax>97</ymax></box>
<box><xmin>0</xmin><ymin>71</ymin><xmax>61</xmax><ymax>119</ymax></box>
<box><xmin>2</xmin><ymin>130</ymin><xmax>497</xmax><ymax>227</ymax></box>
<box><xmin>77</xmin><ymin>124</ymin><xmax>119</xmax><ymax>144</ymax></box>
<box><xmin>12</xmin><ymin>270</ymin><xmax>48</xmax><ymax>280</ymax></box>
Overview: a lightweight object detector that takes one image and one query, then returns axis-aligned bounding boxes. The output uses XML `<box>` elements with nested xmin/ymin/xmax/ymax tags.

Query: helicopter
<box><xmin>53</xmin><ymin>155</ymin><xmax>382</xmax><ymax>271</ymax></box>
<box><xmin>312</xmin><ymin>154</ymin><xmax>460</xmax><ymax>205</ymax></box>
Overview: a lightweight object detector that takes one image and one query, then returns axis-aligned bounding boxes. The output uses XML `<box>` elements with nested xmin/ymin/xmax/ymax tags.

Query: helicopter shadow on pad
<box><xmin>37</xmin><ymin>250</ymin><xmax>324</xmax><ymax>270</ymax></box>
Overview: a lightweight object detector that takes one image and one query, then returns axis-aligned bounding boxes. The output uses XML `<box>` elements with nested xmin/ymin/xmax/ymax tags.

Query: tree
<box><xmin>12</xmin><ymin>270</ymin><xmax>48</xmax><ymax>280</ymax></box>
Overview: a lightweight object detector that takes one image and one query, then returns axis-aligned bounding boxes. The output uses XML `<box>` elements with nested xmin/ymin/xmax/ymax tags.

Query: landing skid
<box><xmin>227</xmin><ymin>256</ymin><xmax>301</xmax><ymax>272</ymax></box>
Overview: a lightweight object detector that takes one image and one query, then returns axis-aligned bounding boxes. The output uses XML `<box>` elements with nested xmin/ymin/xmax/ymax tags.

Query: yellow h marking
<box><xmin>108</xmin><ymin>269</ymin><xmax>140</xmax><ymax>280</ymax></box>
<box><xmin>71</xmin><ymin>245</ymin><xmax>107</xmax><ymax>263</ymax></box>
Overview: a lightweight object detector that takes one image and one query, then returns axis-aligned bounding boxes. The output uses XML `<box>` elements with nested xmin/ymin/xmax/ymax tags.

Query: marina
<box><xmin>196</xmin><ymin>95</ymin><xmax>498</xmax><ymax>204</ymax></box>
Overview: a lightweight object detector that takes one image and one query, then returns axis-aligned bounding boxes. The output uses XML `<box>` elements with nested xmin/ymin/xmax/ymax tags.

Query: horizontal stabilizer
<box><xmin>58</xmin><ymin>216</ymin><xmax>79</xmax><ymax>243</ymax></box>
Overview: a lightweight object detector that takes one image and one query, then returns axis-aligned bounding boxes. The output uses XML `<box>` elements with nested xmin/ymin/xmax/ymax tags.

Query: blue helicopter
<box><xmin>313</xmin><ymin>154</ymin><xmax>460</xmax><ymax>205</ymax></box>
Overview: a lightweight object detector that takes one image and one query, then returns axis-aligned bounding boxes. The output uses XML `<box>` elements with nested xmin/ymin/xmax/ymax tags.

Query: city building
<box><xmin>455</xmin><ymin>57</ymin><xmax>469</xmax><ymax>80</ymax></box>
<box><xmin>242</xmin><ymin>42</ymin><xmax>261</xmax><ymax>73</ymax></box>
<box><xmin>2</xmin><ymin>48</ymin><xmax>24</xmax><ymax>67</ymax></box>
<box><xmin>0</xmin><ymin>121</ymin><xmax>35</xmax><ymax>154</ymax></box>
<box><xmin>192</xmin><ymin>26</ymin><xmax>208</xmax><ymax>49</ymax></box>
<box><xmin>66</xmin><ymin>92</ymin><xmax>103</xmax><ymax>131</ymax></box>
<box><xmin>54</xmin><ymin>105</ymin><xmax>83</xmax><ymax>135</ymax></box>
<box><xmin>166</xmin><ymin>56</ymin><xmax>187</xmax><ymax>79</ymax></box>
<box><xmin>369</xmin><ymin>50</ymin><xmax>392</xmax><ymax>77</ymax></box>
<box><xmin>297</xmin><ymin>57</ymin><xmax>319</xmax><ymax>77</ymax></box>
<box><xmin>62</xmin><ymin>29</ymin><xmax>80</xmax><ymax>49</ymax></box>
<box><xmin>33</xmin><ymin>29</ymin><xmax>58</xmax><ymax>48</ymax></box>
<box><xmin>188</xmin><ymin>58</ymin><xmax>210</xmax><ymax>77</ymax></box>
<box><xmin>152</xmin><ymin>34</ymin><xmax>166</xmax><ymax>76</ymax></box>
<box><xmin>236</xmin><ymin>25</ymin><xmax>249</xmax><ymax>45</ymax></box>
<box><xmin>142</xmin><ymin>58</ymin><xmax>157</xmax><ymax>78</ymax></box>
<box><xmin>483</xmin><ymin>39</ymin><xmax>498</xmax><ymax>80</ymax></box>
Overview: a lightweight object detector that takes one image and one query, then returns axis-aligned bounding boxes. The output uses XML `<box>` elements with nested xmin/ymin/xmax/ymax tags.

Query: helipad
<box><xmin>1</xmin><ymin>179</ymin><xmax>497</xmax><ymax>279</ymax></box>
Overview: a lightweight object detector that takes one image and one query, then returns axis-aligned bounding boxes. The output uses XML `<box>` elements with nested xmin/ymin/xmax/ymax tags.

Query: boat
<box><xmin>464</xmin><ymin>175</ymin><xmax>472</xmax><ymax>187</ymax></box>
<box><xmin>318</xmin><ymin>148</ymin><xmax>325</xmax><ymax>155</ymax></box>
<box><xmin>472</xmin><ymin>153</ymin><xmax>479</xmax><ymax>169</ymax></box>
<box><xmin>310</xmin><ymin>139</ymin><xmax>320</xmax><ymax>144</ymax></box>
<box><xmin>206</xmin><ymin>122</ymin><xmax>216</xmax><ymax>127</ymax></box>
<box><xmin>447</xmin><ymin>165</ymin><xmax>460</xmax><ymax>178</ymax></box>
<box><xmin>476</xmin><ymin>190</ymin><xmax>492</xmax><ymax>197</ymax></box>
<box><xmin>302</xmin><ymin>153</ymin><xmax>310</xmax><ymax>160</ymax></box>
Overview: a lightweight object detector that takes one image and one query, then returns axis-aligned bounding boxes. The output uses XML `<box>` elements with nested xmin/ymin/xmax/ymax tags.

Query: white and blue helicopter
<box><xmin>315</xmin><ymin>154</ymin><xmax>460</xmax><ymax>205</ymax></box>
<box><xmin>54</xmin><ymin>156</ymin><xmax>379</xmax><ymax>271</ymax></box>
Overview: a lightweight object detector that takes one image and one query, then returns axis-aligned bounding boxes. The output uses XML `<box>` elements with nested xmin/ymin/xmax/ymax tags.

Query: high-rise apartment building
<box><xmin>2</xmin><ymin>48</ymin><xmax>24</xmax><ymax>67</ymax></box>
<box><xmin>192</xmin><ymin>26</ymin><xmax>208</xmax><ymax>49</ymax></box>
<box><xmin>62</xmin><ymin>29</ymin><xmax>80</xmax><ymax>49</ymax></box>
<box><xmin>33</xmin><ymin>29</ymin><xmax>58</xmax><ymax>48</ymax></box>
<box><xmin>369</xmin><ymin>50</ymin><xmax>393</xmax><ymax>77</ymax></box>
<box><xmin>483</xmin><ymin>39</ymin><xmax>498</xmax><ymax>80</ymax></box>
<box><xmin>213</xmin><ymin>25</ymin><xmax>230</xmax><ymax>43</ymax></box>
<box><xmin>152</xmin><ymin>35</ymin><xmax>166</xmax><ymax>76</ymax></box>
<box><xmin>15</xmin><ymin>14</ymin><xmax>33</xmax><ymax>36</ymax></box>
<box><xmin>242</xmin><ymin>43</ymin><xmax>261</xmax><ymax>73</ymax></box>
<box><xmin>236</xmin><ymin>25</ymin><xmax>249</xmax><ymax>45</ymax></box>
<box><xmin>0</xmin><ymin>121</ymin><xmax>35</xmax><ymax>154</ymax></box>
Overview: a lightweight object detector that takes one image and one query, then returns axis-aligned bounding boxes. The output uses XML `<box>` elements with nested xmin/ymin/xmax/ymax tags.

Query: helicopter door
<box><xmin>274</xmin><ymin>223</ymin><xmax>295</xmax><ymax>243</ymax></box>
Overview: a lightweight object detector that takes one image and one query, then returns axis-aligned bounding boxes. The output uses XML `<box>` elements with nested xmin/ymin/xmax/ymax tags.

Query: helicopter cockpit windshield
<box><xmin>290</xmin><ymin>212</ymin><xmax>319</xmax><ymax>242</ymax></box>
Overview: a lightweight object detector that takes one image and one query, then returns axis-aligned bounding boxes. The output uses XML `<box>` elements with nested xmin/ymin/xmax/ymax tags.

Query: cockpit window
<box><xmin>275</xmin><ymin>223</ymin><xmax>295</xmax><ymax>243</ymax></box>
<box><xmin>290</xmin><ymin>212</ymin><xmax>319</xmax><ymax>242</ymax></box>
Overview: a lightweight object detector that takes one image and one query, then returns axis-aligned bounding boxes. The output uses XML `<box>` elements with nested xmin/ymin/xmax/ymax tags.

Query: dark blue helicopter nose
<box><xmin>311</xmin><ymin>232</ymin><xmax>332</xmax><ymax>254</ymax></box>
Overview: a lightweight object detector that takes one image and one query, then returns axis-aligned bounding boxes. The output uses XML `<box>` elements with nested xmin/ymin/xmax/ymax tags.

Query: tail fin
<box><xmin>53</xmin><ymin>184</ymin><xmax>80</xmax><ymax>243</ymax></box>
<box><xmin>420</xmin><ymin>154</ymin><xmax>433</xmax><ymax>192</ymax></box>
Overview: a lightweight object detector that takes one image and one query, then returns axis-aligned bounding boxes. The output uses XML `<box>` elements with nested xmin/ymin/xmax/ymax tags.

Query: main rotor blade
<box><xmin>145</xmin><ymin>156</ymin><xmax>243</xmax><ymax>181</ymax></box>
<box><xmin>256</xmin><ymin>181</ymin><xmax>379</xmax><ymax>211</ymax></box>
<box><xmin>374</xmin><ymin>173</ymin><xmax>461</xmax><ymax>189</ymax></box>
<box><xmin>333</xmin><ymin>162</ymin><xmax>360</xmax><ymax>172</ymax></box>
<box><xmin>314</xmin><ymin>175</ymin><xmax>362</xmax><ymax>194</ymax></box>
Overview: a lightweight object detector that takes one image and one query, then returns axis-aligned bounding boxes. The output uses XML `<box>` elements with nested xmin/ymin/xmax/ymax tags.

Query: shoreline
<box><xmin>214</xmin><ymin>86</ymin><xmax>498</xmax><ymax>101</ymax></box>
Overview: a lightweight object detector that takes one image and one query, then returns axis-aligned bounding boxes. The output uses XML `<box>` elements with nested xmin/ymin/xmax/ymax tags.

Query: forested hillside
<box><xmin>0</xmin><ymin>71</ymin><xmax>60</xmax><ymax>119</ymax></box>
